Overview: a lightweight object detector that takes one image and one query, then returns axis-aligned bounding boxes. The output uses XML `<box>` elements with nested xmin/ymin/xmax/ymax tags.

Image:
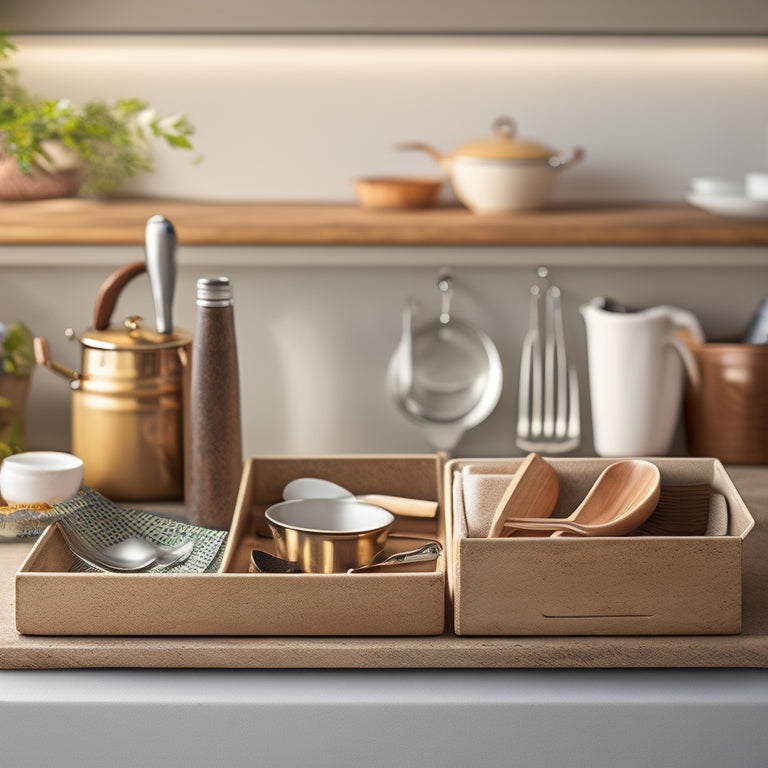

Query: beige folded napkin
<box><xmin>706</xmin><ymin>492</ymin><xmax>729</xmax><ymax>536</ymax></box>
<box><xmin>460</xmin><ymin>468</ymin><xmax>515</xmax><ymax>537</ymax></box>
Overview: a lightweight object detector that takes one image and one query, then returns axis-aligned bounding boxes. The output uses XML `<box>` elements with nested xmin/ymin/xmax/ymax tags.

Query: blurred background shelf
<box><xmin>1</xmin><ymin>199</ymin><xmax>768</xmax><ymax>247</ymax></box>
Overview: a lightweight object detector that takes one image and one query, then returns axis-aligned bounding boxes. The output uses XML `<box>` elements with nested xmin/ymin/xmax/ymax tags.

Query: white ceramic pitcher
<box><xmin>580</xmin><ymin>298</ymin><xmax>705</xmax><ymax>456</ymax></box>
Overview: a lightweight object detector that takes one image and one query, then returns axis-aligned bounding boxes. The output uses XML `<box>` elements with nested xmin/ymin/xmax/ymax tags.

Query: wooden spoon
<box><xmin>487</xmin><ymin>452</ymin><xmax>559</xmax><ymax>538</ymax></box>
<box><xmin>503</xmin><ymin>459</ymin><xmax>661</xmax><ymax>537</ymax></box>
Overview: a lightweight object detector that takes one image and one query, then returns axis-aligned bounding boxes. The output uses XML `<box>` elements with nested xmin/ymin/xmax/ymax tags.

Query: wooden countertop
<box><xmin>1</xmin><ymin>198</ymin><xmax>768</xmax><ymax>246</ymax></box>
<box><xmin>2</xmin><ymin>466</ymin><xmax>768</xmax><ymax>670</ymax></box>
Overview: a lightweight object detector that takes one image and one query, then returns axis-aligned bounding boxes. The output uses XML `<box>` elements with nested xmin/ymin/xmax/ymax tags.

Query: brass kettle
<box><xmin>35</xmin><ymin>217</ymin><xmax>191</xmax><ymax>501</ymax></box>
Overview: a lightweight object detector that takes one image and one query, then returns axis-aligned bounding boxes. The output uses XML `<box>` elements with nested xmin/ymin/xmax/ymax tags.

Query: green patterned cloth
<box><xmin>53</xmin><ymin>486</ymin><xmax>227</xmax><ymax>573</ymax></box>
<box><xmin>2</xmin><ymin>486</ymin><xmax>227</xmax><ymax>573</ymax></box>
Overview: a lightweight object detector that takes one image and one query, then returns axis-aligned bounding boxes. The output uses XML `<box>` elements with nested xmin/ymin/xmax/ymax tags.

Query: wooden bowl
<box><xmin>354</xmin><ymin>177</ymin><xmax>443</xmax><ymax>210</ymax></box>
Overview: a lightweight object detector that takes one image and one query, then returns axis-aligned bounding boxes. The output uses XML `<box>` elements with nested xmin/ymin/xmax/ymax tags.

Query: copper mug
<box><xmin>35</xmin><ymin>261</ymin><xmax>192</xmax><ymax>500</ymax></box>
<box><xmin>685</xmin><ymin>341</ymin><xmax>768</xmax><ymax>465</ymax></box>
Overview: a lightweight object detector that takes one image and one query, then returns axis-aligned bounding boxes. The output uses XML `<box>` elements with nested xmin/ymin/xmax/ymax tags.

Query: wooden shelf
<box><xmin>1</xmin><ymin>198</ymin><xmax>768</xmax><ymax>247</ymax></box>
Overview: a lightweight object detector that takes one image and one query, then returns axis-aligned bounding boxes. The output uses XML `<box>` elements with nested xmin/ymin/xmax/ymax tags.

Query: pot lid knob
<box><xmin>455</xmin><ymin>116</ymin><xmax>556</xmax><ymax>160</ymax></box>
<box><xmin>124</xmin><ymin>315</ymin><xmax>143</xmax><ymax>335</ymax></box>
<box><xmin>493</xmin><ymin>116</ymin><xmax>517</xmax><ymax>139</ymax></box>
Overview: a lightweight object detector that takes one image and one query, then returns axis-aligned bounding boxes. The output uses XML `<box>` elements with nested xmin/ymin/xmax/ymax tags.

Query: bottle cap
<box><xmin>196</xmin><ymin>277</ymin><xmax>233</xmax><ymax>307</ymax></box>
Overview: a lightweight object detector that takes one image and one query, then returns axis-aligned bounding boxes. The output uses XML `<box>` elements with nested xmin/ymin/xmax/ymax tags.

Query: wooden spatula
<box><xmin>487</xmin><ymin>452</ymin><xmax>559</xmax><ymax>538</ymax></box>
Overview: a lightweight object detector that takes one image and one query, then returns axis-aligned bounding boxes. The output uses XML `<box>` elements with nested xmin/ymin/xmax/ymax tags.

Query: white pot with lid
<box><xmin>399</xmin><ymin>116</ymin><xmax>584</xmax><ymax>214</ymax></box>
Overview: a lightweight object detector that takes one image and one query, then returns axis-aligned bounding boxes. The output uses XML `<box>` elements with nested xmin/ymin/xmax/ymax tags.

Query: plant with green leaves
<box><xmin>0</xmin><ymin>322</ymin><xmax>35</xmax><ymax>461</ymax></box>
<box><xmin>1</xmin><ymin>322</ymin><xmax>35</xmax><ymax>376</ymax></box>
<box><xmin>0</xmin><ymin>32</ymin><xmax>196</xmax><ymax>195</ymax></box>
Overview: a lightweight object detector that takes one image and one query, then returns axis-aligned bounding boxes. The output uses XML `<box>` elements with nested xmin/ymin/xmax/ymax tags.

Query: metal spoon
<box><xmin>347</xmin><ymin>541</ymin><xmax>442</xmax><ymax>573</ymax></box>
<box><xmin>282</xmin><ymin>477</ymin><xmax>438</xmax><ymax>519</ymax></box>
<box><xmin>59</xmin><ymin>521</ymin><xmax>194</xmax><ymax>572</ymax></box>
<box><xmin>249</xmin><ymin>541</ymin><xmax>442</xmax><ymax>575</ymax></box>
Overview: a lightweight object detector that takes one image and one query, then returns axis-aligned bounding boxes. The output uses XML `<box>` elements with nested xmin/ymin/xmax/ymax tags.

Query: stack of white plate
<box><xmin>685</xmin><ymin>173</ymin><xmax>768</xmax><ymax>219</ymax></box>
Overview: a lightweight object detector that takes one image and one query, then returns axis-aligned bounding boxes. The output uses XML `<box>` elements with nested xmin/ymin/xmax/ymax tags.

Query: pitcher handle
<box><xmin>664</xmin><ymin>307</ymin><xmax>705</xmax><ymax>344</ymax></box>
<box><xmin>663</xmin><ymin>306</ymin><xmax>704</xmax><ymax>388</ymax></box>
<box><xmin>665</xmin><ymin>333</ymin><xmax>700</xmax><ymax>388</ymax></box>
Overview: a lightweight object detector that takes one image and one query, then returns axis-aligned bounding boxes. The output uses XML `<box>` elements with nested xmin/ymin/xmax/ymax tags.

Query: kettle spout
<box><xmin>396</xmin><ymin>141</ymin><xmax>452</xmax><ymax>173</ymax></box>
<box><xmin>34</xmin><ymin>337</ymin><xmax>81</xmax><ymax>389</ymax></box>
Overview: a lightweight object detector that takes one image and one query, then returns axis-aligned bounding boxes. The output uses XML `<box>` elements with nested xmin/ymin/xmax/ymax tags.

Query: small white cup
<box><xmin>745</xmin><ymin>172</ymin><xmax>768</xmax><ymax>201</ymax></box>
<box><xmin>0</xmin><ymin>451</ymin><xmax>83</xmax><ymax>505</ymax></box>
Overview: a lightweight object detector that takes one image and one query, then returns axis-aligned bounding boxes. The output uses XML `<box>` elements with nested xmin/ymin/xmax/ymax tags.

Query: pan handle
<box><xmin>91</xmin><ymin>261</ymin><xmax>147</xmax><ymax>330</ymax></box>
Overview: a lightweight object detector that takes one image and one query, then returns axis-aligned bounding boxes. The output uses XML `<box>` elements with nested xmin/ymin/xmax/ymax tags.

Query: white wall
<box><xmin>3</xmin><ymin>35</ymin><xmax>768</xmax><ymax>458</ymax></box>
<box><xmin>10</xmin><ymin>36</ymin><xmax>768</xmax><ymax>202</ymax></box>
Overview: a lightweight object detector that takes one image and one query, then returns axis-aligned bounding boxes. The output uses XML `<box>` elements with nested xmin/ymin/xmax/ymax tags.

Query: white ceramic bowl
<box><xmin>689</xmin><ymin>176</ymin><xmax>743</xmax><ymax>196</ymax></box>
<box><xmin>0</xmin><ymin>451</ymin><xmax>84</xmax><ymax>505</ymax></box>
<box><xmin>746</xmin><ymin>172</ymin><xmax>768</xmax><ymax>201</ymax></box>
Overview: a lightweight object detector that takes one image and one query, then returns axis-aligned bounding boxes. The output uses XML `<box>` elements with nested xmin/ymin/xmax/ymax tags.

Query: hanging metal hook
<box><xmin>537</xmin><ymin>265</ymin><xmax>551</xmax><ymax>290</ymax></box>
<box><xmin>437</xmin><ymin>269</ymin><xmax>453</xmax><ymax>325</ymax></box>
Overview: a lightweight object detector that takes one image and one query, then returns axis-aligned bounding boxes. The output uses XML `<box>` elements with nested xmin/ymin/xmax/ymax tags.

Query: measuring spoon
<box><xmin>282</xmin><ymin>477</ymin><xmax>438</xmax><ymax>518</ymax></box>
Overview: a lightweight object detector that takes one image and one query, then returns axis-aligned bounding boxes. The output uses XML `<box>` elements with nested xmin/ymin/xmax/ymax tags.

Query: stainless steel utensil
<box><xmin>249</xmin><ymin>549</ymin><xmax>302</xmax><ymax>573</ymax></box>
<box><xmin>58</xmin><ymin>518</ymin><xmax>194</xmax><ymax>572</ymax></box>
<box><xmin>249</xmin><ymin>541</ymin><xmax>442</xmax><ymax>574</ymax></box>
<box><xmin>347</xmin><ymin>540</ymin><xmax>442</xmax><ymax>573</ymax></box>
<box><xmin>517</xmin><ymin>270</ymin><xmax>580</xmax><ymax>454</ymax></box>
<box><xmin>387</xmin><ymin>271</ymin><xmax>503</xmax><ymax>451</ymax></box>
<box><xmin>144</xmin><ymin>215</ymin><xmax>177</xmax><ymax>335</ymax></box>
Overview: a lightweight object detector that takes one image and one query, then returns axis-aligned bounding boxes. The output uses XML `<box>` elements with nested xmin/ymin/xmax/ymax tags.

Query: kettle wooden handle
<box><xmin>92</xmin><ymin>261</ymin><xmax>147</xmax><ymax>330</ymax></box>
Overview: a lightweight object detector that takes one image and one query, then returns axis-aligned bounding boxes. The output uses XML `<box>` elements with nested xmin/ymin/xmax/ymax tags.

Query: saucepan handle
<box><xmin>549</xmin><ymin>147</ymin><xmax>585</xmax><ymax>170</ymax></box>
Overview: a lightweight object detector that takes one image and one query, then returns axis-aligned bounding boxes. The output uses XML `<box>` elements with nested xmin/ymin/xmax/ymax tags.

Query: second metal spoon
<box><xmin>249</xmin><ymin>541</ymin><xmax>442</xmax><ymax>575</ymax></box>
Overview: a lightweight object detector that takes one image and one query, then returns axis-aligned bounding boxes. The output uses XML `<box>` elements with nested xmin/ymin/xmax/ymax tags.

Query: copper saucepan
<box><xmin>35</xmin><ymin>220</ymin><xmax>191</xmax><ymax>501</ymax></box>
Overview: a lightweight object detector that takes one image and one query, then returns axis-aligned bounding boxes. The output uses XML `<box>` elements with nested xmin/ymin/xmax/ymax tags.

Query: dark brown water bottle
<box><xmin>186</xmin><ymin>276</ymin><xmax>243</xmax><ymax>529</ymax></box>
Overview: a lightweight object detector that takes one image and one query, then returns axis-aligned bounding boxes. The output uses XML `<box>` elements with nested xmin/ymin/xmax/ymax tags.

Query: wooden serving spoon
<box><xmin>503</xmin><ymin>459</ymin><xmax>661</xmax><ymax>537</ymax></box>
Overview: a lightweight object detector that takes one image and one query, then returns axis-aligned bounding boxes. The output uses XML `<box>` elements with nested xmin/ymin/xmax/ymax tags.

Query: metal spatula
<box><xmin>516</xmin><ymin>273</ymin><xmax>580</xmax><ymax>454</ymax></box>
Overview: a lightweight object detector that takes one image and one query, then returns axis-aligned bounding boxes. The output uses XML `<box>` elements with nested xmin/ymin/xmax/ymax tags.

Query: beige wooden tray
<box><xmin>14</xmin><ymin>454</ymin><xmax>446</xmax><ymax>637</ymax></box>
<box><xmin>449</xmin><ymin>457</ymin><xmax>755</xmax><ymax>636</ymax></box>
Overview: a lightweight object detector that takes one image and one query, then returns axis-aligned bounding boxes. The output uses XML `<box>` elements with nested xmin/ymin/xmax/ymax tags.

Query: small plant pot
<box><xmin>0</xmin><ymin>157</ymin><xmax>82</xmax><ymax>201</ymax></box>
<box><xmin>0</xmin><ymin>373</ymin><xmax>32</xmax><ymax>458</ymax></box>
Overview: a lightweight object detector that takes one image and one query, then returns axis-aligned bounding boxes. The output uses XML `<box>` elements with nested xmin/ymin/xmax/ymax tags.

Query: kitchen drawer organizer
<box><xmin>15</xmin><ymin>454</ymin><xmax>446</xmax><ymax>636</ymax></box>
<box><xmin>448</xmin><ymin>457</ymin><xmax>754</xmax><ymax>636</ymax></box>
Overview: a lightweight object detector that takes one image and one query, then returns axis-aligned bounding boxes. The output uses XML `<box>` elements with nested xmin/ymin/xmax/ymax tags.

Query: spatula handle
<box><xmin>145</xmin><ymin>215</ymin><xmax>177</xmax><ymax>335</ymax></box>
<box><xmin>357</xmin><ymin>494</ymin><xmax>438</xmax><ymax>519</ymax></box>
